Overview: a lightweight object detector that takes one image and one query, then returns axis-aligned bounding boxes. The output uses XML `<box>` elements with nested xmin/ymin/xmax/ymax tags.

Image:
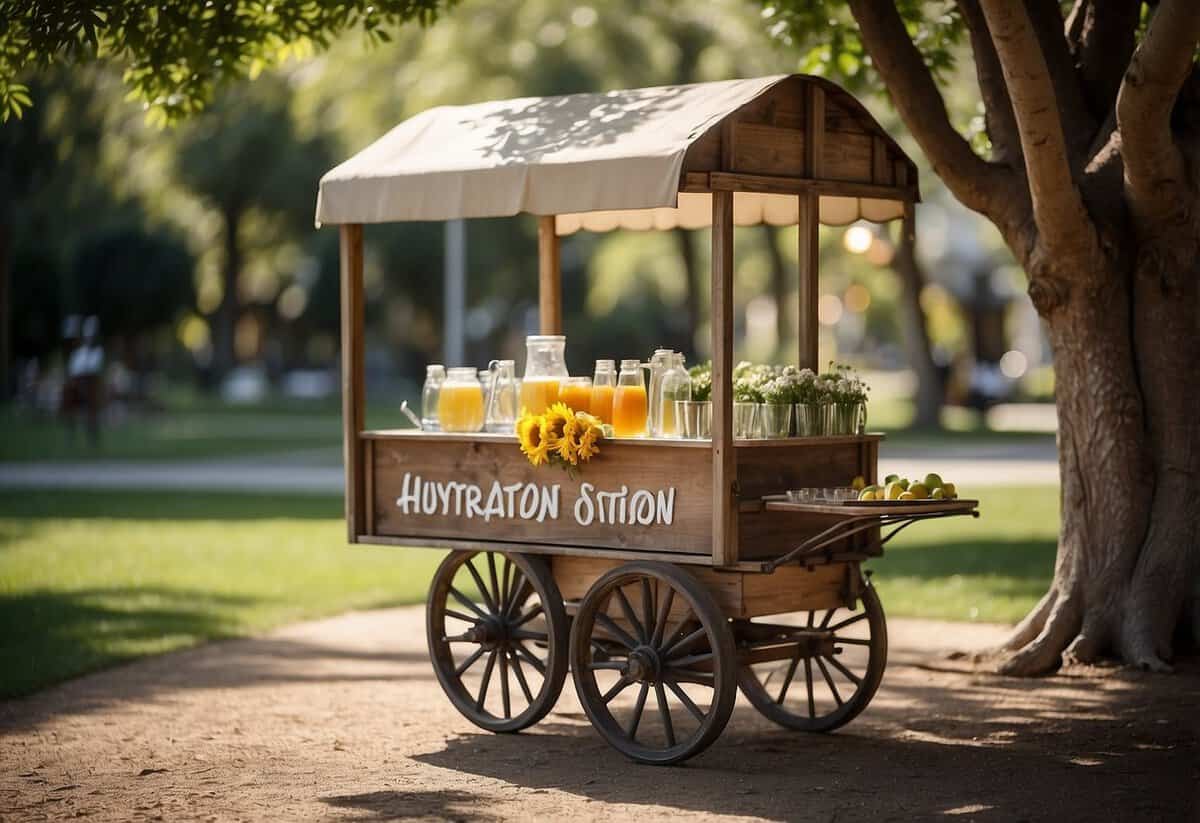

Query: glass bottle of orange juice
<box><xmin>558</xmin><ymin>376</ymin><xmax>592</xmax><ymax>413</ymax></box>
<box><xmin>437</xmin><ymin>368</ymin><xmax>485</xmax><ymax>432</ymax></box>
<box><xmin>590</xmin><ymin>360</ymin><xmax>616</xmax><ymax>424</ymax></box>
<box><xmin>519</xmin><ymin>335</ymin><xmax>568</xmax><ymax>414</ymax></box>
<box><xmin>612</xmin><ymin>359</ymin><xmax>648</xmax><ymax>437</ymax></box>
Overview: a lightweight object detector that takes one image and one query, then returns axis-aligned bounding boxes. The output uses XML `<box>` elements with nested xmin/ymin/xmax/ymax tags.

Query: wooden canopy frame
<box><xmin>336</xmin><ymin>75</ymin><xmax>918</xmax><ymax>566</ymax></box>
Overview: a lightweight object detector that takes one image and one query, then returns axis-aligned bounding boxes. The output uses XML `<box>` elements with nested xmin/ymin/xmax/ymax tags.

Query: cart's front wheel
<box><xmin>570</xmin><ymin>561</ymin><xmax>737</xmax><ymax>765</ymax></box>
<box><xmin>735</xmin><ymin>576</ymin><xmax>887</xmax><ymax>733</ymax></box>
<box><xmin>427</xmin><ymin>550</ymin><xmax>568</xmax><ymax>733</ymax></box>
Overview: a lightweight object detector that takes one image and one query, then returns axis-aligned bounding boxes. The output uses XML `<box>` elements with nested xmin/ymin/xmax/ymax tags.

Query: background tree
<box><xmin>765</xmin><ymin>0</ymin><xmax>1199</xmax><ymax>673</ymax></box>
<box><xmin>175</xmin><ymin>83</ymin><xmax>333</xmax><ymax>378</ymax></box>
<box><xmin>0</xmin><ymin>0</ymin><xmax>451</xmax><ymax>124</ymax></box>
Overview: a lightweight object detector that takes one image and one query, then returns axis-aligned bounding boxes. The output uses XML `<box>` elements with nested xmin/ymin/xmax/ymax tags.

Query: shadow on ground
<box><xmin>396</xmin><ymin>660</ymin><xmax>1200</xmax><ymax>822</ymax></box>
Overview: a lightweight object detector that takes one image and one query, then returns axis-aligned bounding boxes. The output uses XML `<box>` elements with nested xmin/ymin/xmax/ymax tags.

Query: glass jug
<box><xmin>612</xmin><ymin>359</ymin><xmax>648</xmax><ymax>437</ymax></box>
<box><xmin>437</xmin><ymin>367</ymin><xmax>485</xmax><ymax>433</ymax></box>
<box><xmin>519</xmin><ymin>335</ymin><xmax>568</xmax><ymax>415</ymax></box>
<box><xmin>644</xmin><ymin>348</ymin><xmax>674</xmax><ymax>437</ymax></box>
<box><xmin>420</xmin><ymin>365</ymin><xmax>446</xmax><ymax>431</ymax></box>
<box><xmin>484</xmin><ymin>359</ymin><xmax>519</xmax><ymax>433</ymax></box>
<box><xmin>657</xmin><ymin>353</ymin><xmax>691</xmax><ymax>437</ymax></box>
<box><xmin>590</xmin><ymin>359</ymin><xmax>616</xmax><ymax>424</ymax></box>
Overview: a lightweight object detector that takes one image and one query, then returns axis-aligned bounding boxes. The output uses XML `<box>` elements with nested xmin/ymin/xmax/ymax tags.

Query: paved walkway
<box><xmin>2</xmin><ymin>606</ymin><xmax>1195</xmax><ymax>821</ymax></box>
<box><xmin>0</xmin><ymin>442</ymin><xmax>1058</xmax><ymax>494</ymax></box>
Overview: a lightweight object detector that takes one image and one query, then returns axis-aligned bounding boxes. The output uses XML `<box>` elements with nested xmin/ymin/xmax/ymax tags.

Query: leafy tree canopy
<box><xmin>0</xmin><ymin>0</ymin><xmax>452</xmax><ymax>124</ymax></box>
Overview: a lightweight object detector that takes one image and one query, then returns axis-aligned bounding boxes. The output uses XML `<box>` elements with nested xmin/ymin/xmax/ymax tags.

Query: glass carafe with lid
<box><xmin>644</xmin><ymin>348</ymin><xmax>674</xmax><ymax>437</ymax></box>
<box><xmin>657</xmin><ymin>353</ymin><xmax>691</xmax><ymax>437</ymax></box>
<box><xmin>519</xmin><ymin>334</ymin><xmax>568</xmax><ymax>415</ymax></box>
<box><xmin>420</xmin><ymin>365</ymin><xmax>446</xmax><ymax>431</ymax></box>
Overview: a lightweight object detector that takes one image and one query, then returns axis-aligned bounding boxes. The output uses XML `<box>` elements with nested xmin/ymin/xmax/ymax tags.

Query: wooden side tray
<box><xmin>762</xmin><ymin>497</ymin><xmax>979</xmax><ymax>516</ymax></box>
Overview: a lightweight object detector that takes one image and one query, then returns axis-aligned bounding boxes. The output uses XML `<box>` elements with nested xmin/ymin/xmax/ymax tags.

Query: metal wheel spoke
<box><xmin>776</xmin><ymin>648</ymin><xmax>802</xmax><ymax>705</ymax></box>
<box><xmin>449</xmin><ymin>586</ymin><xmax>488</xmax><ymax>619</ymax></box>
<box><xmin>464</xmin><ymin>559</ymin><xmax>497</xmax><ymax>615</ymax></box>
<box><xmin>595</xmin><ymin>612</ymin><xmax>639</xmax><ymax>650</ymax></box>
<box><xmin>815</xmin><ymin>655</ymin><xmax>843</xmax><ymax>707</ymax></box>
<box><xmin>827</xmin><ymin>612</ymin><xmax>867</xmax><ymax>633</ymax></box>
<box><xmin>442</xmin><ymin>632</ymin><xmax>476</xmax><ymax>643</ymax></box>
<box><xmin>514</xmin><ymin>642</ymin><xmax>547</xmax><ymax>675</ymax></box>
<box><xmin>835</xmin><ymin>637</ymin><xmax>872</xmax><ymax>647</ymax></box>
<box><xmin>668</xmin><ymin>651</ymin><xmax>713</xmax><ymax>670</ymax></box>
<box><xmin>587</xmin><ymin>660</ymin><xmax>627</xmax><ymax>671</ymax></box>
<box><xmin>443</xmin><ymin>609</ymin><xmax>478</xmax><ymax>624</ymax></box>
<box><xmin>487</xmin><ymin>553</ymin><xmax>502</xmax><ymax>614</ymax></box>
<box><xmin>819</xmin><ymin>609</ymin><xmax>836</xmax><ymax>629</ymax></box>
<box><xmin>475</xmin><ymin>649</ymin><xmax>497</xmax><ymax>711</ymax></box>
<box><xmin>499</xmin><ymin>650</ymin><xmax>511</xmax><ymax>719</ymax></box>
<box><xmin>804</xmin><ymin>657</ymin><xmax>815</xmax><ymax>718</ymax></box>
<box><xmin>625</xmin><ymin>682</ymin><xmax>649</xmax><ymax>741</ymax></box>
<box><xmin>454</xmin><ymin>646</ymin><xmax>486</xmax><ymax>677</ymax></box>
<box><xmin>640</xmin><ymin>577</ymin><xmax>655</xmax><ymax>645</ymax></box>
<box><xmin>664</xmin><ymin>677</ymin><xmax>705</xmax><ymax>722</ymax></box>
<box><xmin>824</xmin><ymin>654</ymin><xmax>862</xmax><ymax>686</ymax></box>
<box><xmin>655</xmin><ymin>681</ymin><xmax>676</xmax><ymax>748</ymax></box>
<box><xmin>500</xmin><ymin>557</ymin><xmax>514</xmax><ymax>615</ymax></box>
<box><xmin>509</xmin><ymin>649</ymin><xmax>535</xmax><ymax>704</ymax></box>
<box><xmin>663</xmin><ymin>627</ymin><xmax>706</xmax><ymax>660</ymax></box>
<box><xmin>806</xmin><ymin>610</ymin><xmax>815</xmax><ymax>628</ymax></box>
<box><xmin>672</xmin><ymin>670</ymin><xmax>714</xmax><ymax>687</ymax></box>
<box><xmin>511</xmin><ymin>629</ymin><xmax>549</xmax><ymax>642</ymax></box>
<box><xmin>613</xmin><ymin>585</ymin><xmax>645</xmax><ymax>643</ymax></box>
<box><xmin>602</xmin><ymin>676</ymin><xmax>634</xmax><ymax>703</ymax></box>
<box><xmin>651</xmin><ymin>586</ymin><xmax>675</xmax><ymax>648</ymax></box>
<box><xmin>512</xmin><ymin>601</ymin><xmax>542</xmax><ymax>628</ymax></box>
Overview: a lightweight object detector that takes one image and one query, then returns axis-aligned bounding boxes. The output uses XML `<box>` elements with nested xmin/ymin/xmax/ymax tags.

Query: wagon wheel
<box><xmin>735</xmin><ymin>577</ymin><xmax>887</xmax><ymax>733</ymax></box>
<box><xmin>570</xmin><ymin>561</ymin><xmax>737</xmax><ymax>765</ymax></box>
<box><xmin>427</xmin><ymin>550</ymin><xmax>569</xmax><ymax>733</ymax></box>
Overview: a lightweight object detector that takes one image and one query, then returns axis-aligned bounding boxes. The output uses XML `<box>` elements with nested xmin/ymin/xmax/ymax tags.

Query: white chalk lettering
<box><xmin>465</xmin><ymin>485</ymin><xmax>484</xmax><ymax>519</ymax></box>
<box><xmin>483</xmin><ymin>481</ymin><xmax>506</xmax><ymax>522</ymax></box>
<box><xmin>656</xmin><ymin>488</ymin><xmax>676</xmax><ymax>525</ymax></box>
<box><xmin>396</xmin><ymin>472</ymin><xmax>420</xmax><ymax>514</ymax></box>
<box><xmin>539</xmin><ymin>485</ymin><xmax>560</xmax><ymax>522</ymax></box>
<box><xmin>574</xmin><ymin>482</ymin><xmax>596</xmax><ymax>526</ymax></box>
<box><xmin>631</xmin><ymin>489</ymin><xmax>655</xmax><ymax>525</ymax></box>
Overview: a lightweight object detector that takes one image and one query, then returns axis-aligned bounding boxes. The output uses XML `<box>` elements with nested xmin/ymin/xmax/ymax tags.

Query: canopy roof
<box><xmin>316</xmin><ymin>75</ymin><xmax>918</xmax><ymax>234</ymax></box>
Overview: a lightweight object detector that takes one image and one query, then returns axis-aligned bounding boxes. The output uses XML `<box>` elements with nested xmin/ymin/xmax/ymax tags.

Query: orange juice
<box><xmin>438</xmin><ymin>383</ymin><xmax>485</xmax><ymax>432</ymax></box>
<box><xmin>558</xmin><ymin>379</ymin><xmax>592</xmax><ymax>413</ymax></box>
<box><xmin>612</xmin><ymin>385</ymin><xmax>648</xmax><ymax>437</ymax></box>
<box><xmin>590</xmin><ymin>384</ymin><xmax>615</xmax><ymax>424</ymax></box>
<box><xmin>519</xmin><ymin>378</ymin><xmax>560</xmax><ymax>415</ymax></box>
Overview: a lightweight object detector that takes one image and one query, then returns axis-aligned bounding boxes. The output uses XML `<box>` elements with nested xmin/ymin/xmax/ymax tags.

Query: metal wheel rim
<box><xmin>736</xmin><ymin>580</ymin><xmax>887</xmax><ymax>733</ymax></box>
<box><xmin>427</xmin><ymin>550</ymin><xmax>568</xmax><ymax>733</ymax></box>
<box><xmin>570</xmin><ymin>562</ymin><xmax>736</xmax><ymax>765</ymax></box>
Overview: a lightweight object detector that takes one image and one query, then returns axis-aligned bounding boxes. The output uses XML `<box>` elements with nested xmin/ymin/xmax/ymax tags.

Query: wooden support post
<box><xmin>711</xmin><ymin>190</ymin><xmax>738</xmax><ymax>567</ymax></box>
<box><xmin>537</xmin><ymin>215</ymin><xmax>562</xmax><ymax>334</ymax></box>
<box><xmin>798</xmin><ymin>82</ymin><xmax>825</xmax><ymax>371</ymax></box>
<box><xmin>340</xmin><ymin>224</ymin><xmax>366</xmax><ymax>542</ymax></box>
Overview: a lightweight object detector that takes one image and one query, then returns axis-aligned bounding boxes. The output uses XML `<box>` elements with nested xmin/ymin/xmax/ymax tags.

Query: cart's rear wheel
<box><xmin>427</xmin><ymin>550</ymin><xmax>568</xmax><ymax>733</ymax></box>
<box><xmin>735</xmin><ymin>576</ymin><xmax>886</xmax><ymax>733</ymax></box>
<box><xmin>570</xmin><ymin>561</ymin><xmax>736</xmax><ymax>765</ymax></box>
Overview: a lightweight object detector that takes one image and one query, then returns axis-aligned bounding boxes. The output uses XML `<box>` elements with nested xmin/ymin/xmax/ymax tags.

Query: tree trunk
<box><xmin>997</xmin><ymin>238</ymin><xmax>1200</xmax><ymax>674</ymax></box>
<box><xmin>211</xmin><ymin>207</ymin><xmax>242</xmax><ymax>381</ymax></box>
<box><xmin>0</xmin><ymin>221</ymin><xmax>10</xmax><ymax>401</ymax></box>
<box><xmin>762</xmin><ymin>225</ymin><xmax>789</xmax><ymax>354</ymax></box>
<box><xmin>892</xmin><ymin>213</ymin><xmax>944</xmax><ymax>429</ymax></box>
<box><xmin>675</xmin><ymin>228</ymin><xmax>700</xmax><ymax>360</ymax></box>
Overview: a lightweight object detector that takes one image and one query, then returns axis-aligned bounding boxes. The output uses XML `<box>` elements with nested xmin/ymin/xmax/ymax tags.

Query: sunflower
<box><xmin>576</xmin><ymin>416</ymin><xmax>602</xmax><ymax>462</ymax></box>
<box><xmin>542</xmin><ymin>402</ymin><xmax>572</xmax><ymax>449</ymax></box>
<box><xmin>557</xmin><ymin>413</ymin><xmax>582</xmax><ymax>465</ymax></box>
<box><xmin>517</xmin><ymin>414</ymin><xmax>550</xmax><ymax>467</ymax></box>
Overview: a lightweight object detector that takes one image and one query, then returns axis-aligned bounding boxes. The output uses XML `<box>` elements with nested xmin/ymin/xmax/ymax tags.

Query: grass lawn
<box><xmin>0</xmin><ymin>485</ymin><xmax>1058</xmax><ymax>698</ymax></box>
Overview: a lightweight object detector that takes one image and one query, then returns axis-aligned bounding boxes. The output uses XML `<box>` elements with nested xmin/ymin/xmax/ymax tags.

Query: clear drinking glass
<box><xmin>656</xmin><ymin>353</ymin><xmax>691</xmax><ymax>437</ymax></box>
<box><xmin>559</xmin><ymin>376</ymin><xmax>593</xmax><ymax>414</ymax></box>
<box><xmin>420</xmin><ymin>364</ymin><xmax>446</xmax><ymax>431</ymax></box>
<box><xmin>591</xmin><ymin>359</ymin><xmax>616</xmax><ymax>424</ymax></box>
<box><xmin>644</xmin><ymin>348</ymin><xmax>674</xmax><ymax>437</ymax></box>
<box><xmin>437</xmin><ymin>367</ymin><xmax>485</xmax><ymax>433</ymax></box>
<box><xmin>483</xmin><ymin>359</ymin><xmax>519</xmax><ymax>433</ymax></box>
<box><xmin>733</xmin><ymin>402</ymin><xmax>759</xmax><ymax>439</ymax></box>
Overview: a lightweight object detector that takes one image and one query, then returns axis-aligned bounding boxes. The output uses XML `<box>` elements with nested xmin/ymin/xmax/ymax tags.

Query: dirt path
<box><xmin>1</xmin><ymin>607</ymin><xmax>1196</xmax><ymax>822</ymax></box>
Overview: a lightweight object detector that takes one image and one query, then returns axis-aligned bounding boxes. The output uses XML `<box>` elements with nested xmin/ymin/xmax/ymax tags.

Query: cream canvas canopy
<box><xmin>315</xmin><ymin>75</ymin><xmax>918</xmax><ymax>234</ymax></box>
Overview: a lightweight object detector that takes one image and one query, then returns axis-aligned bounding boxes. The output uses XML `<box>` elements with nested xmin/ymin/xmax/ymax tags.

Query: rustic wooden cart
<box><xmin>317</xmin><ymin>75</ymin><xmax>979</xmax><ymax>764</ymax></box>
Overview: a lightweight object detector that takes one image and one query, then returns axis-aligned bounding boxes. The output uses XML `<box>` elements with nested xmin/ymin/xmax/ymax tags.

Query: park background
<box><xmin>0</xmin><ymin>0</ymin><xmax>1060</xmax><ymax>699</ymax></box>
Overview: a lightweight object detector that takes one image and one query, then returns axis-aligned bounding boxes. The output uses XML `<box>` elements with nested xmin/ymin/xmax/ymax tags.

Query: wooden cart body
<box><xmin>333</xmin><ymin>74</ymin><xmax>918</xmax><ymax>587</ymax></box>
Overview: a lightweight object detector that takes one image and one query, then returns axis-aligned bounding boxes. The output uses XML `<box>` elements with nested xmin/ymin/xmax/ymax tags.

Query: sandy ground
<box><xmin>2</xmin><ymin>606</ymin><xmax>1197</xmax><ymax>822</ymax></box>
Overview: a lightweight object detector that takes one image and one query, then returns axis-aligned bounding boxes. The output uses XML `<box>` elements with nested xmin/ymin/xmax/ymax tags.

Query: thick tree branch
<box><xmin>845</xmin><ymin>0</ymin><xmax>1019</xmax><ymax>229</ymax></box>
<box><xmin>1066</xmin><ymin>0</ymin><xmax>1141</xmax><ymax>122</ymax></box>
<box><xmin>1116</xmin><ymin>0</ymin><xmax>1200</xmax><ymax>224</ymax></box>
<box><xmin>979</xmin><ymin>0</ymin><xmax>1097</xmax><ymax>259</ymax></box>
<box><xmin>1022</xmin><ymin>0</ymin><xmax>1096</xmax><ymax>165</ymax></box>
<box><xmin>957</xmin><ymin>0</ymin><xmax>1022</xmax><ymax>168</ymax></box>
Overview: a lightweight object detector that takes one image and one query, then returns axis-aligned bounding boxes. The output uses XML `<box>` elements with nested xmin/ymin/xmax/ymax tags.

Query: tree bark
<box><xmin>761</xmin><ymin>225</ymin><xmax>788</xmax><ymax>354</ymax></box>
<box><xmin>675</xmin><ymin>228</ymin><xmax>701</xmax><ymax>360</ymax></box>
<box><xmin>212</xmin><ymin>206</ymin><xmax>242</xmax><ymax>381</ymax></box>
